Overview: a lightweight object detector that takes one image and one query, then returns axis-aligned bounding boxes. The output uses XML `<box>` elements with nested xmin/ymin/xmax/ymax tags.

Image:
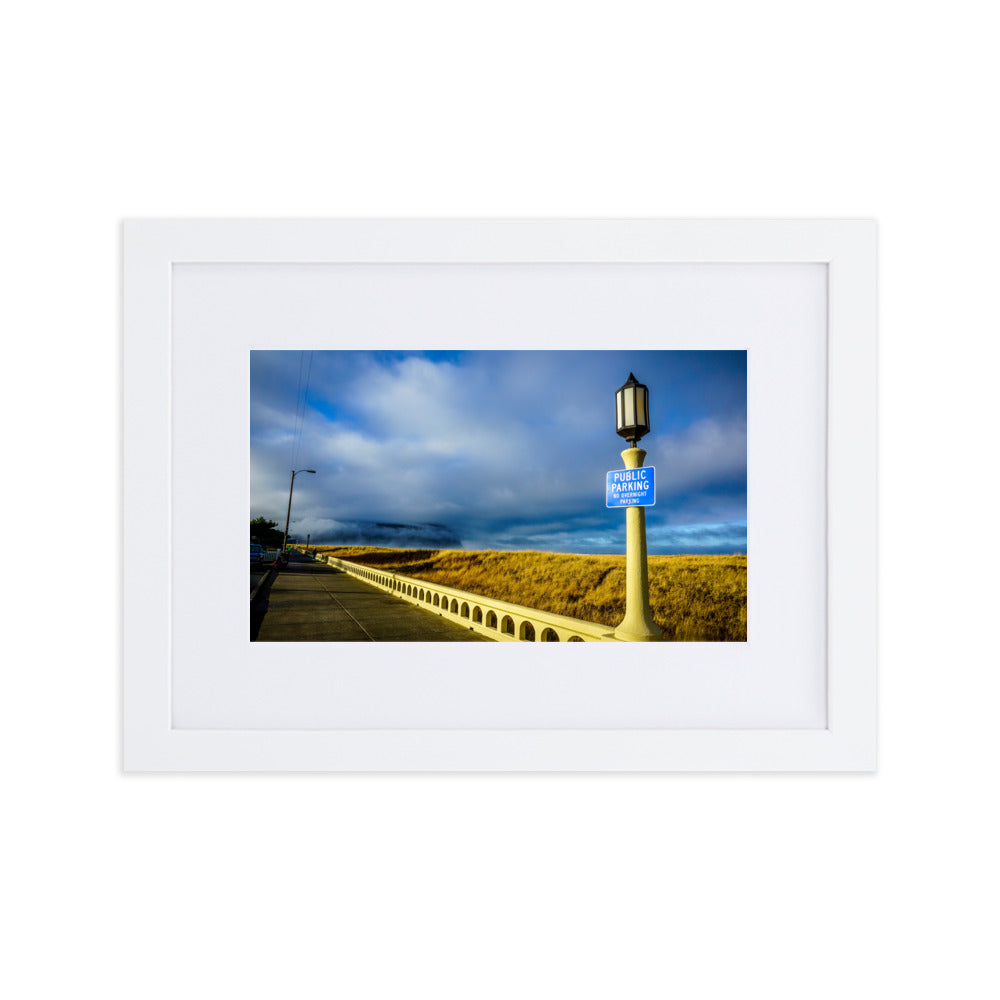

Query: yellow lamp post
<box><xmin>613</xmin><ymin>374</ymin><xmax>663</xmax><ymax>642</ymax></box>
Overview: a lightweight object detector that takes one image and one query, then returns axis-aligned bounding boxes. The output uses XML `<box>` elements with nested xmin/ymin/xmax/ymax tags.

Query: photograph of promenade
<box><xmin>250</xmin><ymin>350</ymin><xmax>747</xmax><ymax>642</ymax></box>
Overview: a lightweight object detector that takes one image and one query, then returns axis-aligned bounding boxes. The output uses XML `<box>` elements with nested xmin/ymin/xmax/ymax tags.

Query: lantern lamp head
<box><xmin>615</xmin><ymin>372</ymin><xmax>650</xmax><ymax>445</ymax></box>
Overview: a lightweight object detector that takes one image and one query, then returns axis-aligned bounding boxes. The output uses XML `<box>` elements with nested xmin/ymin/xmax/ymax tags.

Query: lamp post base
<box><xmin>614</xmin><ymin>620</ymin><xmax>663</xmax><ymax>642</ymax></box>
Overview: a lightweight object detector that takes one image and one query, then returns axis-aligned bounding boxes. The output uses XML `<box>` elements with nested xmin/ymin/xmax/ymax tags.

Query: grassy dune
<box><xmin>314</xmin><ymin>546</ymin><xmax>747</xmax><ymax>642</ymax></box>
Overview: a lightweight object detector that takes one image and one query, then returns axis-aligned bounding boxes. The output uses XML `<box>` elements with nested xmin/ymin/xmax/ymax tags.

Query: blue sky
<box><xmin>250</xmin><ymin>350</ymin><xmax>746</xmax><ymax>554</ymax></box>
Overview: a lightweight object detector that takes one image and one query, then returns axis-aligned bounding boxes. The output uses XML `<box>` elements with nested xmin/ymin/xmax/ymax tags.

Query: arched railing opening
<box><xmin>519</xmin><ymin>621</ymin><xmax>536</xmax><ymax>641</ymax></box>
<box><xmin>541</xmin><ymin>628</ymin><xmax>559</xmax><ymax>642</ymax></box>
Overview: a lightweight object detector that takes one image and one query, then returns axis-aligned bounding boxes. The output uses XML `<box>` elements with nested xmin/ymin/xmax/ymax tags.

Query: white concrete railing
<box><xmin>319</xmin><ymin>555</ymin><xmax>620</xmax><ymax>642</ymax></box>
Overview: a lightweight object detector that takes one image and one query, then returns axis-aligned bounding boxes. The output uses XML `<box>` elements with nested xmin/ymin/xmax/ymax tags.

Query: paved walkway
<box><xmin>253</xmin><ymin>557</ymin><xmax>491</xmax><ymax>642</ymax></box>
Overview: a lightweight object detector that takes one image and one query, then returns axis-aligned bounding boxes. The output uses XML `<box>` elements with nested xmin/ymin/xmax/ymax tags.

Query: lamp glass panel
<box><xmin>637</xmin><ymin>386</ymin><xmax>648</xmax><ymax>427</ymax></box>
<box><xmin>623</xmin><ymin>387</ymin><xmax>636</xmax><ymax>426</ymax></box>
<box><xmin>616</xmin><ymin>390</ymin><xmax>624</xmax><ymax>431</ymax></box>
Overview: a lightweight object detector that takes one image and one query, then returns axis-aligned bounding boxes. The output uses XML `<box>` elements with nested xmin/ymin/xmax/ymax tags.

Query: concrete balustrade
<box><xmin>319</xmin><ymin>555</ymin><xmax>620</xmax><ymax>642</ymax></box>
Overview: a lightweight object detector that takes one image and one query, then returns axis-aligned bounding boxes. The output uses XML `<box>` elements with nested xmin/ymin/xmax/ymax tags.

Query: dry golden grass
<box><xmin>315</xmin><ymin>546</ymin><xmax>747</xmax><ymax>642</ymax></box>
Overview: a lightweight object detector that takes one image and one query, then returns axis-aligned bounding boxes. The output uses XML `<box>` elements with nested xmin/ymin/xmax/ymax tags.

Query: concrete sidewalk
<box><xmin>253</xmin><ymin>558</ymin><xmax>491</xmax><ymax>642</ymax></box>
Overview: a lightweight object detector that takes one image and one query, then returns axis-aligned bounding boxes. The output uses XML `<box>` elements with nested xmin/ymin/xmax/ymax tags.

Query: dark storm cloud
<box><xmin>305</xmin><ymin>520</ymin><xmax>462</xmax><ymax>548</ymax></box>
<box><xmin>250</xmin><ymin>350</ymin><xmax>746</xmax><ymax>553</ymax></box>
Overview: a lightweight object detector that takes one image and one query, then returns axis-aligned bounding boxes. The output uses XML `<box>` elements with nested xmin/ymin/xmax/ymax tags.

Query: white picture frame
<box><xmin>124</xmin><ymin>219</ymin><xmax>876</xmax><ymax>771</ymax></box>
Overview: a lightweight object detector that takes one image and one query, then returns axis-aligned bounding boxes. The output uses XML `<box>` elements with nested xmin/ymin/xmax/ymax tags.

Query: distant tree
<box><xmin>250</xmin><ymin>517</ymin><xmax>284</xmax><ymax>548</ymax></box>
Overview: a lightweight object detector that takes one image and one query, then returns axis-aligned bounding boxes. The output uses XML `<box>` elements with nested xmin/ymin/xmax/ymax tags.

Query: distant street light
<box><xmin>282</xmin><ymin>469</ymin><xmax>316</xmax><ymax>554</ymax></box>
<box><xmin>612</xmin><ymin>374</ymin><xmax>662</xmax><ymax>641</ymax></box>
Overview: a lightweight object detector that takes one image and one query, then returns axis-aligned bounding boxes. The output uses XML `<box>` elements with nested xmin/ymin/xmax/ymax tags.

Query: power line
<box><xmin>292</xmin><ymin>350</ymin><xmax>314</xmax><ymax>470</ymax></box>
<box><xmin>290</xmin><ymin>351</ymin><xmax>305</xmax><ymax>466</ymax></box>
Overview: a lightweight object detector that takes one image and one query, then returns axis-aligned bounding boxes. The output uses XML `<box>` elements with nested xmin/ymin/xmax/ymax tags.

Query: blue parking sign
<box><xmin>606</xmin><ymin>466</ymin><xmax>655</xmax><ymax>507</ymax></box>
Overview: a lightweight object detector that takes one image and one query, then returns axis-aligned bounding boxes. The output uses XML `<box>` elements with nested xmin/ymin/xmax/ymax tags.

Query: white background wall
<box><xmin>2</xmin><ymin>3</ymin><xmax>996</xmax><ymax>998</ymax></box>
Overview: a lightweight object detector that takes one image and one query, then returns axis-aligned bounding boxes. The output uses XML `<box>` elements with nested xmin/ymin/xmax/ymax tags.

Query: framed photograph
<box><xmin>124</xmin><ymin>219</ymin><xmax>876</xmax><ymax>771</ymax></box>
